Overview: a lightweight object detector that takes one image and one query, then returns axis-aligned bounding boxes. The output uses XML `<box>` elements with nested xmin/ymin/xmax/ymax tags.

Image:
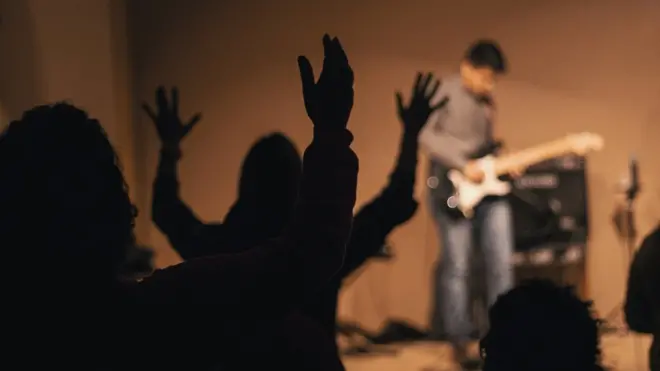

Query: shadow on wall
<box><xmin>0</xmin><ymin>0</ymin><xmax>43</xmax><ymax>121</ymax></box>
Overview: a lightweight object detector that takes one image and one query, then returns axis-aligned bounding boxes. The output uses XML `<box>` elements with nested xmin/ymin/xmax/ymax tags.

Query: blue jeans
<box><xmin>430</xmin><ymin>197</ymin><xmax>514</xmax><ymax>344</ymax></box>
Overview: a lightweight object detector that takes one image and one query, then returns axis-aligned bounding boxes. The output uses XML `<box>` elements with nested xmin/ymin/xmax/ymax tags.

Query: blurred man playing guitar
<box><xmin>419</xmin><ymin>39</ymin><xmax>603</xmax><ymax>370</ymax></box>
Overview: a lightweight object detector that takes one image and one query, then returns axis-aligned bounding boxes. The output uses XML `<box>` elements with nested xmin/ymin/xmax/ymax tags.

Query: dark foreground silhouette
<box><xmin>0</xmin><ymin>34</ymin><xmax>357</xmax><ymax>370</ymax></box>
<box><xmin>149</xmin><ymin>73</ymin><xmax>443</xmax><ymax>368</ymax></box>
<box><xmin>625</xmin><ymin>224</ymin><xmax>660</xmax><ymax>371</ymax></box>
<box><xmin>118</xmin><ymin>243</ymin><xmax>155</xmax><ymax>280</ymax></box>
<box><xmin>481</xmin><ymin>279</ymin><xmax>604</xmax><ymax>371</ymax></box>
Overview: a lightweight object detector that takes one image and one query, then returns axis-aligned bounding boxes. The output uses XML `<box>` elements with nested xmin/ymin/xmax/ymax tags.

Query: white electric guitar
<box><xmin>445</xmin><ymin>132</ymin><xmax>604</xmax><ymax>218</ymax></box>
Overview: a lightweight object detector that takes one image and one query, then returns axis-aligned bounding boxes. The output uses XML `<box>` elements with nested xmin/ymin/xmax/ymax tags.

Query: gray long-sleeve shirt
<box><xmin>418</xmin><ymin>74</ymin><xmax>495</xmax><ymax>183</ymax></box>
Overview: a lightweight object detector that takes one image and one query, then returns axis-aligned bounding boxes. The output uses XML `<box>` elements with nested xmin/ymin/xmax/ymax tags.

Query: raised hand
<box><xmin>297</xmin><ymin>34</ymin><xmax>354</xmax><ymax>129</ymax></box>
<box><xmin>142</xmin><ymin>87</ymin><xmax>202</xmax><ymax>151</ymax></box>
<box><xmin>395</xmin><ymin>72</ymin><xmax>448</xmax><ymax>135</ymax></box>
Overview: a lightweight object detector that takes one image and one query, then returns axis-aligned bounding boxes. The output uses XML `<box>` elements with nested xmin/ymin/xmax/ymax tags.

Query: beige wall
<box><xmin>128</xmin><ymin>0</ymin><xmax>660</xmax><ymax>329</ymax></box>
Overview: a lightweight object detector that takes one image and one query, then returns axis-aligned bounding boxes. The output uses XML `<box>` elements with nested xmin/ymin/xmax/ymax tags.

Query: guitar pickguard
<box><xmin>446</xmin><ymin>156</ymin><xmax>511</xmax><ymax>218</ymax></box>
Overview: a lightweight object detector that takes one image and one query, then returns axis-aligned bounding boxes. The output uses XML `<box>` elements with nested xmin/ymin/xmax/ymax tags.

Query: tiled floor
<box><xmin>342</xmin><ymin>334</ymin><xmax>652</xmax><ymax>371</ymax></box>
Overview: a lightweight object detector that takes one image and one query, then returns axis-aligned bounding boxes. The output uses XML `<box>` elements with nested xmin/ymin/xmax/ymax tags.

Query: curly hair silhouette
<box><xmin>481</xmin><ymin>279</ymin><xmax>604</xmax><ymax>371</ymax></box>
<box><xmin>0</xmin><ymin>103</ymin><xmax>136</xmax><ymax>280</ymax></box>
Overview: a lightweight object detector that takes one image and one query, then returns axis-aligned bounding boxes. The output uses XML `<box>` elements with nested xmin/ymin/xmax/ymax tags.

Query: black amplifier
<box><xmin>509</xmin><ymin>155</ymin><xmax>590</xmax><ymax>253</ymax></box>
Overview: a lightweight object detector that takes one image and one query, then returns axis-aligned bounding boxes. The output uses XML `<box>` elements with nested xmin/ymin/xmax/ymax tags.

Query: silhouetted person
<box><xmin>420</xmin><ymin>40</ymin><xmax>515</xmax><ymax>369</ymax></box>
<box><xmin>151</xmin><ymin>108</ymin><xmax>302</xmax><ymax>257</ymax></box>
<box><xmin>225</xmin><ymin>132</ymin><xmax>301</xmax><ymax>246</ymax></box>
<box><xmin>625</xmin><ymin>224</ymin><xmax>660</xmax><ymax>371</ymax></box>
<box><xmin>0</xmin><ymin>34</ymin><xmax>357</xmax><ymax>370</ymax></box>
<box><xmin>480</xmin><ymin>279</ymin><xmax>604</xmax><ymax>371</ymax></box>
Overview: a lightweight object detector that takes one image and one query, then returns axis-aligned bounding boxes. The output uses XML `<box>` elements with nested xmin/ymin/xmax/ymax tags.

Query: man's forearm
<box><xmin>152</xmin><ymin>149</ymin><xmax>182</xmax><ymax>213</ymax></box>
<box><xmin>384</xmin><ymin>132</ymin><xmax>418</xmax><ymax>204</ymax></box>
<box><xmin>338</xmin><ymin>131</ymin><xmax>418</xmax><ymax>278</ymax></box>
<box><xmin>394</xmin><ymin>132</ymin><xmax>420</xmax><ymax>175</ymax></box>
<box><xmin>157</xmin><ymin>147</ymin><xmax>180</xmax><ymax>177</ymax></box>
<box><xmin>152</xmin><ymin>147</ymin><xmax>206</xmax><ymax>259</ymax></box>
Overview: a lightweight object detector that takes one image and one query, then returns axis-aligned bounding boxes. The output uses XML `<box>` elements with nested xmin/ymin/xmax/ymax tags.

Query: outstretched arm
<box><xmin>151</xmin><ymin>148</ymin><xmax>217</xmax><ymax>260</ymax></box>
<box><xmin>146</xmin><ymin>87</ymin><xmax>225</xmax><ymax>260</ymax></box>
<box><xmin>338</xmin><ymin>73</ymin><xmax>446</xmax><ymax>278</ymax></box>
<box><xmin>339</xmin><ymin>130</ymin><xmax>418</xmax><ymax>277</ymax></box>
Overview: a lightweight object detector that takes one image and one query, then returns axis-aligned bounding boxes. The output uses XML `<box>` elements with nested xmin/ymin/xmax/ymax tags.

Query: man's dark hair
<box><xmin>480</xmin><ymin>279</ymin><xmax>604</xmax><ymax>371</ymax></box>
<box><xmin>465</xmin><ymin>39</ymin><xmax>507</xmax><ymax>74</ymax></box>
<box><xmin>0</xmin><ymin>103</ymin><xmax>136</xmax><ymax>279</ymax></box>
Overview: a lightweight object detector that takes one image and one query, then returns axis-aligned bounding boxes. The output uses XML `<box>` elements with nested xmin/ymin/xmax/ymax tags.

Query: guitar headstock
<box><xmin>566</xmin><ymin>132</ymin><xmax>604</xmax><ymax>155</ymax></box>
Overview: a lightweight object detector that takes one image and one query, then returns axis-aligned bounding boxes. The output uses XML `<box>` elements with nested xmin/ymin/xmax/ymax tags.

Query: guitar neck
<box><xmin>493</xmin><ymin>139</ymin><xmax>577</xmax><ymax>176</ymax></box>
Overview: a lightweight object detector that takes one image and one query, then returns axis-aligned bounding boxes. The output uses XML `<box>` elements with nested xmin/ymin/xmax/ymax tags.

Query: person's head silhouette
<box><xmin>0</xmin><ymin>103</ymin><xmax>136</xmax><ymax>283</ymax></box>
<box><xmin>481</xmin><ymin>279</ymin><xmax>603</xmax><ymax>371</ymax></box>
<box><xmin>225</xmin><ymin>132</ymin><xmax>301</xmax><ymax>235</ymax></box>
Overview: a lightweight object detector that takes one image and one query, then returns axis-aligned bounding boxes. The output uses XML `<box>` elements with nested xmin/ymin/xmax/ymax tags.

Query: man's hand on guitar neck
<box><xmin>508</xmin><ymin>166</ymin><xmax>526</xmax><ymax>179</ymax></box>
<box><xmin>498</xmin><ymin>146</ymin><xmax>527</xmax><ymax>178</ymax></box>
<box><xmin>463</xmin><ymin>161</ymin><xmax>485</xmax><ymax>183</ymax></box>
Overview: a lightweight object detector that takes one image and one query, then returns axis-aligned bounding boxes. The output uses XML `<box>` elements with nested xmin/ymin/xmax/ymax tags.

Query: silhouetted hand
<box><xmin>297</xmin><ymin>34</ymin><xmax>354</xmax><ymax>129</ymax></box>
<box><xmin>142</xmin><ymin>86</ymin><xmax>202</xmax><ymax>150</ymax></box>
<box><xmin>395</xmin><ymin>73</ymin><xmax>448</xmax><ymax>136</ymax></box>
